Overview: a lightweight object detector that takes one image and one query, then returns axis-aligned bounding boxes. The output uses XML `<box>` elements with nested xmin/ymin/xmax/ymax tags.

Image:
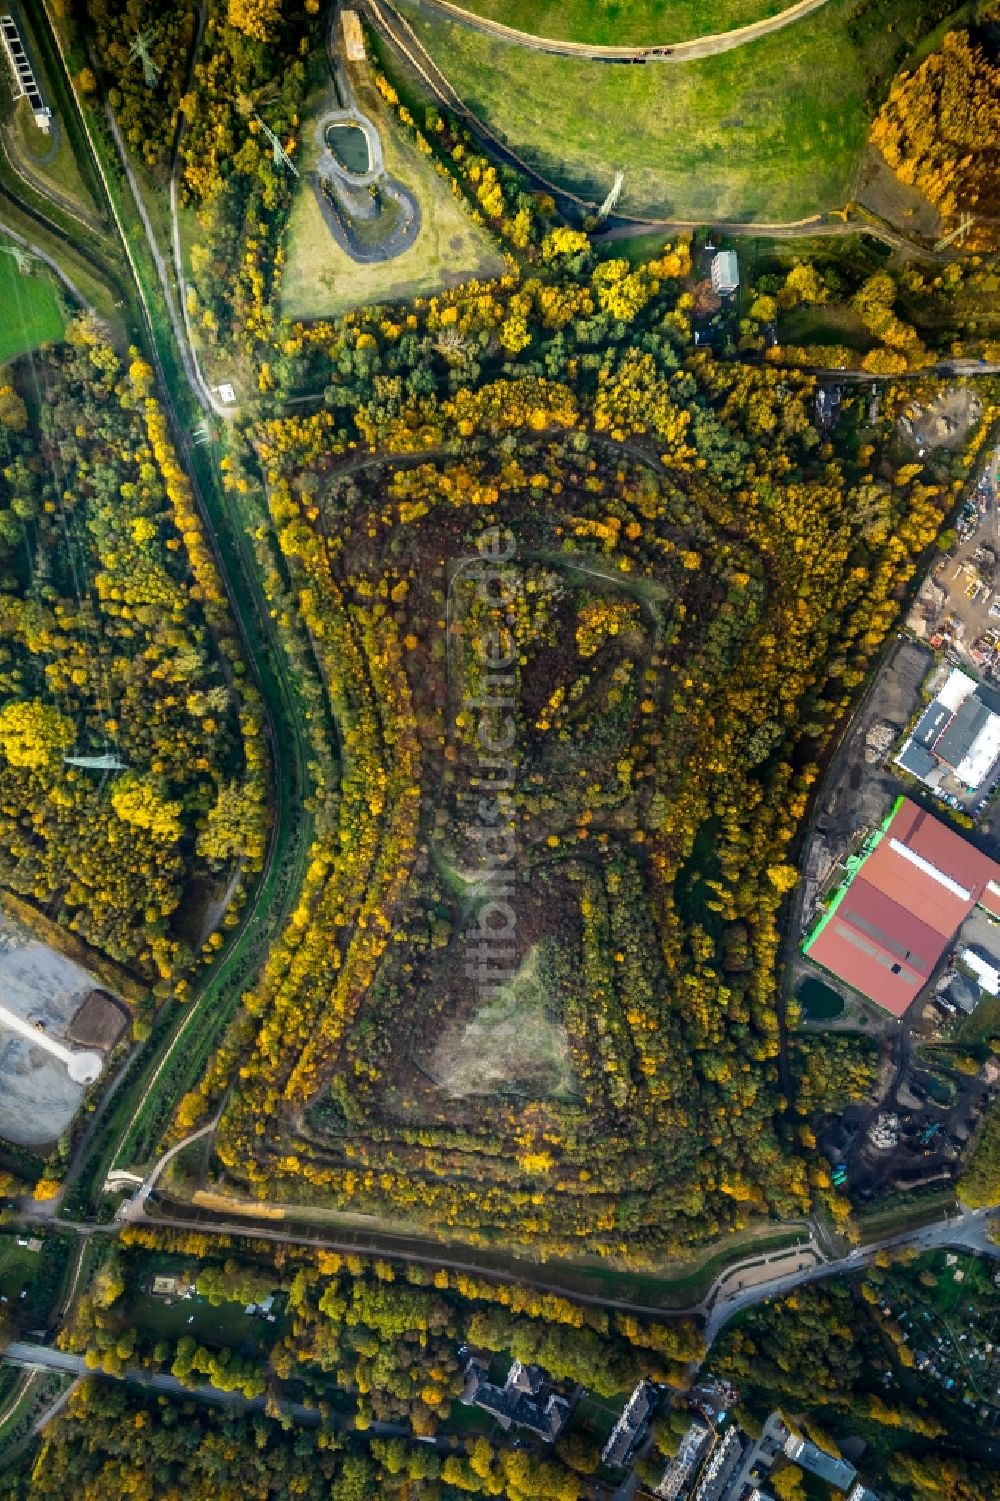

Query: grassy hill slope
<box><xmin>394</xmin><ymin>0</ymin><xmax>961</xmax><ymax>221</ymax></box>
<box><xmin>421</xmin><ymin>0</ymin><xmax>790</xmax><ymax>47</ymax></box>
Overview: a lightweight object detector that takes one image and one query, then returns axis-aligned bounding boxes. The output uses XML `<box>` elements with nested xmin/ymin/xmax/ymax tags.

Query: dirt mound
<box><xmin>67</xmin><ymin>989</ymin><xmax>128</xmax><ymax>1050</ymax></box>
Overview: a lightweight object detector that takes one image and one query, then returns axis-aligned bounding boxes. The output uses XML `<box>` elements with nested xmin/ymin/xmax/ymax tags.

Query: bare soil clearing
<box><xmin>429</xmin><ymin>945</ymin><xmax>576</xmax><ymax>1098</ymax></box>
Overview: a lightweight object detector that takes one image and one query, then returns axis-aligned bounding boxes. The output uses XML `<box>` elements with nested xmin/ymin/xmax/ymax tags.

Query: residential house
<box><xmin>460</xmin><ymin>1357</ymin><xmax>569</xmax><ymax>1441</ymax></box>
<box><xmin>602</xmin><ymin>1379</ymin><xmax>657</xmax><ymax>1467</ymax></box>
<box><xmin>655</xmin><ymin>1419</ymin><xmax>711</xmax><ymax>1498</ymax></box>
<box><xmin>710</xmin><ymin>251</ymin><xmax>739</xmax><ymax>295</ymax></box>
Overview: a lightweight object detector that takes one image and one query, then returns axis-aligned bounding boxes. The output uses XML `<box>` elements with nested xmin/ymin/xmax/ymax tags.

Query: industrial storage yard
<box><xmin>0</xmin><ymin>912</ymin><xmax>123</xmax><ymax>1147</ymax></box>
<box><xmin>792</xmin><ymin>435</ymin><xmax>1000</xmax><ymax>1207</ymax></box>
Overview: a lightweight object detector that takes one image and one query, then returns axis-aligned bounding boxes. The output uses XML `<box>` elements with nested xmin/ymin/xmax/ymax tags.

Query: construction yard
<box><xmin>907</xmin><ymin>436</ymin><xmax>1000</xmax><ymax>676</ymax></box>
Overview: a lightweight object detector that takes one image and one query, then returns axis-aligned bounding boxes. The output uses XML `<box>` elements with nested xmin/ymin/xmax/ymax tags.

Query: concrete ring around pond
<box><xmin>316</xmin><ymin>107</ymin><xmax>384</xmax><ymax>189</ymax></box>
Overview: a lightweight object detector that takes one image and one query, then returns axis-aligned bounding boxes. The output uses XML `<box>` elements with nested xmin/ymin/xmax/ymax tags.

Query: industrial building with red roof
<box><xmin>803</xmin><ymin>797</ymin><xmax>1000</xmax><ymax>1018</ymax></box>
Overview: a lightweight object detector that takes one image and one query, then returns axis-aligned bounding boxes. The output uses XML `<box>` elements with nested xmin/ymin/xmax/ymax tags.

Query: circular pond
<box><xmin>325</xmin><ymin>121</ymin><xmax>371</xmax><ymax>176</ymax></box>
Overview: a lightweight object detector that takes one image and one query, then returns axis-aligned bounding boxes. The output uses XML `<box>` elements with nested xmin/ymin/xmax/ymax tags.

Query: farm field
<box><xmin>394</xmin><ymin>0</ymin><xmax>961</xmax><ymax>221</ymax></box>
<box><xmin>280</xmin><ymin>65</ymin><xmax>503</xmax><ymax>322</ymax></box>
<box><xmin>0</xmin><ymin>253</ymin><xmax>65</xmax><ymax>362</ymax></box>
<box><xmin>413</xmin><ymin>0</ymin><xmax>791</xmax><ymax>46</ymax></box>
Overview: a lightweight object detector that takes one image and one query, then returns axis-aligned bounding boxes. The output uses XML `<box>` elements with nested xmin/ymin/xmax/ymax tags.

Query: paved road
<box><xmin>0</xmin><ymin>1368</ymin><xmax>80</xmax><ymax>1470</ymax></box>
<box><xmin>316</xmin><ymin>4</ymin><xmax>421</xmax><ymax>264</ymax></box>
<box><xmin>0</xmin><ymin>115</ymin><xmax>102</xmax><ymax>238</ymax></box>
<box><xmin>704</xmin><ymin>1207</ymin><xmax>999</xmax><ymax>1342</ymax></box>
<box><xmin>5</xmin><ymin>1343</ymin><xmax>293</xmax><ymax>1415</ymax></box>
<box><xmin>598</xmin><ymin>214</ymin><xmax>960</xmax><ymax>262</ymax></box>
<box><xmin>115</xmin><ymin>1119</ymin><xmax>218</xmax><ymax>1221</ymax></box>
<box><xmin>3</xmin><ymin>1343</ymin><xmax>448</xmax><ymax>1447</ymax></box>
<box><xmin>25</xmin><ymin>1185</ymin><xmax>991</xmax><ymax>1340</ymax></box>
<box><xmin>5</xmin><ymin>1206</ymin><xmax>995</xmax><ymax>1433</ymax></box>
<box><xmin>405</xmin><ymin>0</ymin><xmax>831</xmax><ymax>62</ymax></box>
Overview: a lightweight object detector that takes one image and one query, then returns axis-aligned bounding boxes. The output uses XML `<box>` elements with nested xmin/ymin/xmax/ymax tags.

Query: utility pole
<box><xmin>129</xmin><ymin>29</ymin><xmax>160</xmax><ymax>88</ymax></box>
<box><xmin>934</xmin><ymin>214</ymin><xmax>974</xmax><ymax>253</ymax></box>
<box><xmin>1</xmin><ymin>244</ymin><xmax>38</xmax><ymax>275</ymax></box>
<box><xmin>254</xmin><ymin>114</ymin><xmax>299</xmax><ymax>177</ymax></box>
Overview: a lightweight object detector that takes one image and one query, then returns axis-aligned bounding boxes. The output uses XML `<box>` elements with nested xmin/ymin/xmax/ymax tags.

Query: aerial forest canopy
<box><xmin>151</xmin><ymin>234</ymin><xmax>977</xmax><ymax>1259</ymax></box>
<box><xmin>871</xmin><ymin>13</ymin><xmax>1000</xmax><ymax>251</ymax></box>
<box><xmin>0</xmin><ymin>326</ymin><xmax>268</xmax><ymax>981</ymax></box>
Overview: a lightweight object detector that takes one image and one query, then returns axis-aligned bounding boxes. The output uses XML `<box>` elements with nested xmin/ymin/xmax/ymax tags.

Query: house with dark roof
<box><xmin>602</xmin><ymin>1379</ymin><xmax>657</xmax><ymax>1467</ymax></box>
<box><xmin>460</xmin><ymin>1357</ymin><xmax>569</xmax><ymax>1441</ymax></box>
<box><xmin>804</xmin><ymin>796</ymin><xmax>1000</xmax><ymax>1017</ymax></box>
<box><xmin>896</xmin><ymin>667</ymin><xmax>1000</xmax><ymax>794</ymax></box>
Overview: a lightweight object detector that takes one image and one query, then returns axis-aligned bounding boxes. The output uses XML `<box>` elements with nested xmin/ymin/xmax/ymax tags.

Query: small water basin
<box><xmin>326</xmin><ymin>121</ymin><xmax>370</xmax><ymax>175</ymax></box>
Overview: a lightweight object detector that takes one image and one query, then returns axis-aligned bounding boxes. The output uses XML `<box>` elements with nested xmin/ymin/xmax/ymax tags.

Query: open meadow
<box><xmin>394</xmin><ymin>0</ymin><xmax>962</xmax><ymax>221</ymax></box>
<box><xmin>420</xmin><ymin>0</ymin><xmax>791</xmax><ymax>46</ymax></box>
<box><xmin>0</xmin><ymin>253</ymin><xmax>65</xmax><ymax>362</ymax></box>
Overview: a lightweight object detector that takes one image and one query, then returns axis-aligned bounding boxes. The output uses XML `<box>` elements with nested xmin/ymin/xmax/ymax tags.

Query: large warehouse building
<box><xmin>803</xmin><ymin>796</ymin><xmax>1000</xmax><ymax>1018</ymax></box>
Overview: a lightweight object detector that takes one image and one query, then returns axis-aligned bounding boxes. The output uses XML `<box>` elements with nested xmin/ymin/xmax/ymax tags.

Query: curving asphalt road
<box><xmin>399</xmin><ymin>0</ymin><xmax>831</xmax><ymax>62</ymax></box>
<box><xmin>115</xmin><ymin>1119</ymin><xmax>219</xmax><ymax>1221</ymax></box>
<box><xmin>0</xmin><ymin>115</ymin><xmax>103</xmax><ymax>239</ymax></box>
<box><xmin>3</xmin><ymin>1342</ymin><xmax>455</xmax><ymax>1448</ymax></box>
<box><xmin>316</xmin><ymin>4</ymin><xmax>422</xmax><ymax>264</ymax></box>
<box><xmin>704</xmin><ymin>1206</ymin><xmax>1000</xmax><ymax>1343</ymax></box>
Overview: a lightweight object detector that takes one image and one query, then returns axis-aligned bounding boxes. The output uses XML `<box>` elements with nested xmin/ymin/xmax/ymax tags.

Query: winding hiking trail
<box><xmin>400</xmin><ymin>0</ymin><xmax>831</xmax><ymax>61</ymax></box>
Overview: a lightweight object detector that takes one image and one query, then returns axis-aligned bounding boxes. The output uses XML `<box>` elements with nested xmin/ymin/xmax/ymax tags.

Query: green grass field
<box><xmin>280</xmin><ymin>64</ymin><xmax>504</xmax><ymax>321</ymax></box>
<box><xmin>428</xmin><ymin>0</ymin><xmax>789</xmax><ymax>46</ymax></box>
<box><xmin>129</xmin><ymin>1289</ymin><xmax>277</xmax><ymax>1354</ymax></box>
<box><xmin>396</xmin><ymin>0</ymin><xmax>958</xmax><ymax>221</ymax></box>
<box><xmin>0</xmin><ymin>251</ymin><xmax>65</xmax><ymax>361</ymax></box>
